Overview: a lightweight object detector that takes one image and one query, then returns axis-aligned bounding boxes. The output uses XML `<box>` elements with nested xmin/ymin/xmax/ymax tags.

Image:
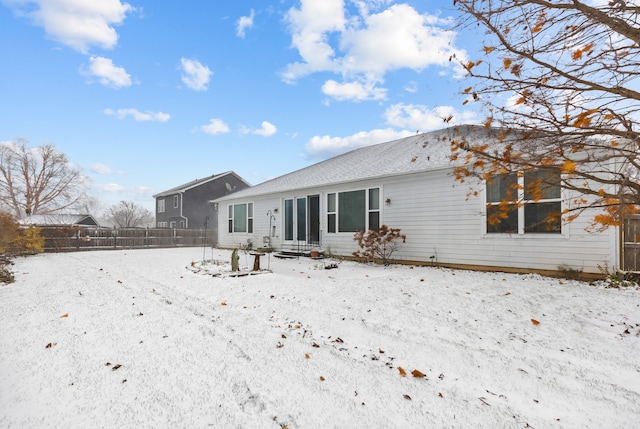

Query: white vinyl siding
<box><xmin>215</xmin><ymin>168</ymin><xmax>616</xmax><ymax>274</ymax></box>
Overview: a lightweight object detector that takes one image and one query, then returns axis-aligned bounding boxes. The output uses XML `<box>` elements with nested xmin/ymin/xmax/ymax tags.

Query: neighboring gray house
<box><xmin>153</xmin><ymin>172</ymin><xmax>250</xmax><ymax>235</ymax></box>
<box><xmin>213</xmin><ymin>126</ymin><xmax>628</xmax><ymax>276</ymax></box>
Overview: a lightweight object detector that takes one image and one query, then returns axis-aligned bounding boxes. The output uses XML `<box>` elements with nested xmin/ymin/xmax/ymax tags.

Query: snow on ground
<box><xmin>1</xmin><ymin>248</ymin><xmax>639</xmax><ymax>429</ymax></box>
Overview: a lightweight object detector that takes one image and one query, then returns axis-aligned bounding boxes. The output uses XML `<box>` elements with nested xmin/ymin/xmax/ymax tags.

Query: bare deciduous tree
<box><xmin>451</xmin><ymin>0</ymin><xmax>639</xmax><ymax>229</ymax></box>
<box><xmin>104</xmin><ymin>200</ymin><xmax>154</xmax><ymax>228</ymax></box>
<box><xmin>0</xmin><ymin>139</ymin><xmax>86</xmax><ymax>218</ymax></box>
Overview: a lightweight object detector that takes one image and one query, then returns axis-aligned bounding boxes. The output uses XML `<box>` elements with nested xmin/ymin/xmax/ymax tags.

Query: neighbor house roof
<box><xmin>214</xmin><ymin>125</ymin><xmax>498</xmax><ymax>202</ymax></box>
<box><xmin>153</xmin><ymin>171</ymin><xmax>250</xmax><ymax>198</ymax></box>
<box><xmin>19</xmin><ymin>214</ymin><xmax>100</xmax><ymax>227</ymax></box>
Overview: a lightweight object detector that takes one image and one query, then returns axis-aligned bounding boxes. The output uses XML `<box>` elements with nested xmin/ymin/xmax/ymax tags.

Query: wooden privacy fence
<box><xmin>623</xmin><ymin>215</ymin><xmax>640</xmax><ymax>271</ymax></box>
<box><xmin>39</xmin><ymin>227</ymin><xmax>216</xmax><ymax>253</ymax></box>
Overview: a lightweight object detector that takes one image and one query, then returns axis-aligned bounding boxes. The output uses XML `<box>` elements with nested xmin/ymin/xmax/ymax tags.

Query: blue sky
<box><xmin>0</xmin><ymin>0</ymin><xmax>482</xmax><ymax>213</ymax></box>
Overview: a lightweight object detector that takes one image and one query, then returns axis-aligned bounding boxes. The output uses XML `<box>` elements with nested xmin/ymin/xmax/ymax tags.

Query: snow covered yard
<box><xmin>1</xmin><ymin>248</ymin><xmax>639</xmax><ymax>429</ymax></box>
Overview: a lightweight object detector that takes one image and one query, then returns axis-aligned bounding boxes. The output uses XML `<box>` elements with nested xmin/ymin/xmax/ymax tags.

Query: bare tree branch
<box><xmin>0</xmin><ymin>139</ymin><xmax>85</xmax><ymax>218</ymax></box>
<box><xmin>104</xmin><ymin>201</ymin><xmax>154</xmax><ymax>228</ymax></box>
<box><xmin>451</xmin><ymin>0</ymin><xmax>640</xmax><ymax>228</ymax></box>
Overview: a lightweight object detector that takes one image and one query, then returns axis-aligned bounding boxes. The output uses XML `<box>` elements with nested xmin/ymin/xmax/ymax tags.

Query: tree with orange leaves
<box><xmin>451</xmin><ymin>0</ymin><xmax>639</xmax><ymax>230</ymax></box>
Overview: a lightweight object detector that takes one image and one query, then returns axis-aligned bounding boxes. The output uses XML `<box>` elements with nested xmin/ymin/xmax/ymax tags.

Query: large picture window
<box><xmin>228</xmin><ymin>203</ymin><xmax>253</xmax><ymax>233</ymax></box>
<box><xmin>327</xmin><ymin>187</ymin><xmax>380</xmax><ymax>233</ymax></box>
<box><xmin>339</xmin><ymin>190</ymin><xmax>366</xmax><ymax>232</ymax></box>
<box><xmin>486</xmin><ymin>169</ymin><xmax>561</xmax><ymax>234</ymax></box>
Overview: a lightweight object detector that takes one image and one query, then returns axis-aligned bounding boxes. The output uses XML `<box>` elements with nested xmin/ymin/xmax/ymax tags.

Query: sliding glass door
<box><xmin>284</xmin><ymin>195</ymin><xmax>320</xmax><ymax>244</ymax></box>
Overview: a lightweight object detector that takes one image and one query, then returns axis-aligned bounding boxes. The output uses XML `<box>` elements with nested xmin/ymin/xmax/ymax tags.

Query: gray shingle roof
<box><xmin>214</xmin><ymin>125</ymin><xmax>495</xmax><ymax>202</ymax></box>
<box><xmin>19</xmin><ymin>214</ymin><xmax>99</xmax><ymax>227</ymax></box>
<box><xmin>153</xmin><ymin>171</ymin><xmax>249</xmax><ymax>198</ymax></box>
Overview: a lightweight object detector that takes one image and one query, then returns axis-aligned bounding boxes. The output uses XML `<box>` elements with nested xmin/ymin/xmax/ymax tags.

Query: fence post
<box><xmin>113</xmin><ymin>227</ymin><xmax>117</xmax><ymax>249</ymax></box>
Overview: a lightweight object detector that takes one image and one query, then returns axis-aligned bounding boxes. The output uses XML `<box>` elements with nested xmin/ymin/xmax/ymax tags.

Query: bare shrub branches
<box><xmin>452</xmin><ymin>0</ymin><xmax>640</xmax><ymax>228</ymax></box>
<box><xmin>353</xmin><ymin>225</ymin><xmax>406</xmax><ymax>265</ymax></box>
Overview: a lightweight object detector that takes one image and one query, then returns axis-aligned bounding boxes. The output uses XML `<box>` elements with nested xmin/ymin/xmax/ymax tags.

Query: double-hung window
<box><xmin>486</xmin><ymin>168</ymin><xmax>561</xmax><ymax>234</ymax></box>
<box><xmin>327</xmin><ymin>187</ymin><xmax>380</xmax><ymax>233</ymax></box>
<box><xmin>228</xmin><ymin>203</ymin><xmax>253</xmax><ymax>233</ymax></box>
<box><xmin>173</xmin><ymin>195</ymin><xmax>179</xmax><ymax>209</ymax></box>
<box><xmin>157</xmin><ymin>199</ymin><xmax>165</xmax><ymax>213</ymax></box>
<box><xmin>368</xmin><ymin>188</ymin><xmax>380</xmax><ymax>231</ymax></box>
<box><xmin>327</xmin><ymin>193</ymin><xmax>336</xmax><ymax>233</ymax></box>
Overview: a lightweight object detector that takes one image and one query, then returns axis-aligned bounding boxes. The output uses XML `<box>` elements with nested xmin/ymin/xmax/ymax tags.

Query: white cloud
<box><xmin>236</xmin><ymin>9</ymin><xmax>255</xmax><ymax>38</ymax></box>
<box><xmin>282</xmin><ymin>0</ymin><xmax>346</xmax><ymax>82</ymax></box>
<box><xmin>104</xmin><ymin>108</ymin><xmax>170</xmax><ymax>122</ymax></box>
<box><xmin>321</xmin><ymin>78</ymin><xmax>386</xmax><ymax>102</ymax></box>
<box><xmin>91</xmin><ymin>163</ymin><xmax>114</xmax><ymax>174</ymax></box>
<box><xmin>339</xmin><ymin>5</ymin><xmax>461</xmax><ymax>74</ymax></box>
<box><xmin>200</xmin><ymin>118</ymin><xmax>230</xmax><ymax>135</ymax></box>
<box><xmin>305</xmin><ymin>128</ymin><xmax>413</xmax><ymax>159</ymax></box>
<box><xmin>404</xmin><ymin>81</ymin><xmax>418</xmax><ymax>93</ymax></box>
<box><xmin>83</xmin><ymin>56</ymin><xmax>131</xmax><ymax>88</ymax></box>
<box><xmin>180</xmin><ymin>58</ymin><xmax>212</xmax><ymax>91</ymax></box>
<box><xmin>3</xmin><ymin>0</ymin><xmax>133</xmax><ymax>53</ymax></box>
<box><xmin>283</xmin><ymin>2</ymin><xmax>467</xmax><ymax>101</ymax></box>
<box><xmin>253</xmin><ymin>121</ymin><xmax>277</xmax><ymax>137</ymax></box>
<box><xmin>351</xmin><ymin>0</ymin><xmax>393</xmax><ymax>17</ymax></box>
<box><xmin>93</xmin><ymin>183</ymin><xmax>124</xmax><ymax>193</ymax></box>
<box><xmin>240</xmin><ymin>121</ymin><xmax>278</xmax><ymax>137</ymax></box>
<box><xmin>384</xmin><ymin>103</ymin><xmax>479</xmax><ymax>131</ymax></box>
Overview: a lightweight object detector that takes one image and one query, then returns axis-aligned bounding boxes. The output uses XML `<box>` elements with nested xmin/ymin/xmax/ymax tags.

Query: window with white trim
<box><xmin>157</xmin><ymin>199</ymin><xmax>165</xmax><ymax>213</ymax></box>
<box><xmin>486</xmin><ymin>168</ymin><xmax>561</xmax><ymax>234</ymax></box>
<box><xmin>327</xmin><ymin>187</ymin><xmax>380</xmax><ymax>233</ymax></box>
<box><xmin>327</xmin><ymin>193</ymin><xmax>336</xmax><ymax>233</ymax></box>
<box><xmin>368</xmin><ymin>188</ymin><xmax>380</xmax><ymax>231</ymax></box>
<box><xmin>228</xmin><ymin>203</ymin><xmax>253</xmax><ymax>233</ymax></box>
<box><xmin>173</xmin><ymin>195</ymin><xmax>179</xmax><ymax>208</ymax></box>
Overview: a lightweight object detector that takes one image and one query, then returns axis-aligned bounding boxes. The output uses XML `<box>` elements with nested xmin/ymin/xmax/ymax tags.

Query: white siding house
<box><xmin>213</xmin><ymin>126</ymin><xmax>622</xmax><ymax>275</ymax></box>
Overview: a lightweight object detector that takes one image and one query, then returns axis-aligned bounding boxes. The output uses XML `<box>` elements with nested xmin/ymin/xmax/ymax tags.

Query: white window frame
<box><xmin>327</xmin><ymin>193</ymin><xmax>336</xmax><ymax>234</ymax></box>
<box><xmin>173</xmin><ymin>195</ymin><xmax>179</xmax><ymax>209</ymax></box>
<box><xmin>157</xmin><ymin>199</ymin><xmax>165</xmax><ymax>213</ymax></box>
<box><xmin>228</xmin><ymin>203</ymin><xmax>253</xmax><ymax>233</ymax></box>
<box><xmin>327</xmin><ymin>187</ymin><xmax>381</xmax><ymax>233</ymax></box>
<box><xmin>485</xmin><ymin>169</ymin><xmax>562</xmax><ymax>235</ymax></box>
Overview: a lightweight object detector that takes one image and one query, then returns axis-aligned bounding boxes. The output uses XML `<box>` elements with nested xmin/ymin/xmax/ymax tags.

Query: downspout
<box><xmin>179</xmin><ymin>192</ymin><xmax>188</xmax><ymax>228</ymax></box>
